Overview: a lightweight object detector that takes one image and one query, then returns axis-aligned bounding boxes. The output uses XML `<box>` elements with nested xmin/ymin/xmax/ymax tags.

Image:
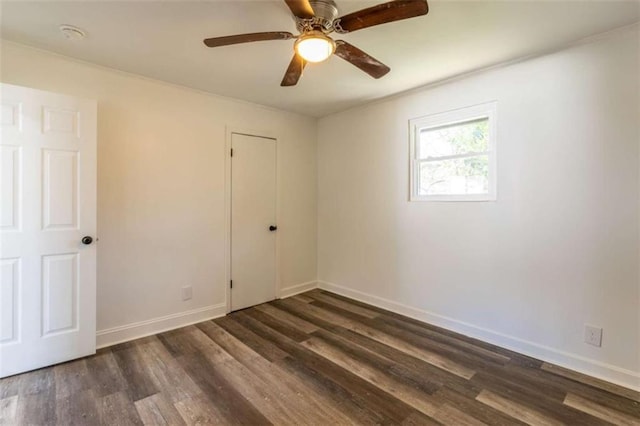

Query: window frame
<box><xmin>409</xmin><ymin>101</ymin><xmax>497</xmax><ymax>202</ymax></box>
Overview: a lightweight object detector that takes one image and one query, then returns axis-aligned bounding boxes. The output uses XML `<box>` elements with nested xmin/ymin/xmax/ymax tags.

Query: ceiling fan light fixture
<box><xmin>294</xmin><ymin>31</ymin><xmax>335</xmax><ymax>63</ymax></box>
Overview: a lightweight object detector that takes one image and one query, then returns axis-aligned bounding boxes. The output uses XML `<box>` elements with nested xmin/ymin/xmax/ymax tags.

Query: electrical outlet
<box><xmin>181</xmin><ymin>286</ymin><xmax>192</xmax><ymax>301</ymax></box>
<box><xmin>584</xmin><ymin>325</ymin><xmax>602</xmax><ymax>347</ymax></box>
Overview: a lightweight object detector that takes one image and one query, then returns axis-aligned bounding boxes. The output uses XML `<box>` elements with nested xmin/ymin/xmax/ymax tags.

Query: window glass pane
<box><xmin>419</xmin><ymin>155</ymin><xmax>489</xmax><ymax>195</ymax></box>
<box><xmin>419</xmin><ymin>118</ymin><xmax>488</xmax><ymax>159</ymax></box>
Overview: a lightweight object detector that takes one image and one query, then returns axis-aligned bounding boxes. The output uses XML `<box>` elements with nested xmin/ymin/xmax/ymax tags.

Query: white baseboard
<box><xmin>96</xmin><ymin>303</ymin><xmax>227</xmax><ymax>349</ymax></box>
<box><xmin>318</xmin><ymin>280</ymin><xmax>640</xmax><ymax>392</ymax></box>
<box><xmin>280</xmin><ymin>280</ymin><xmax>318</xmax><ymax>298</ymax></box>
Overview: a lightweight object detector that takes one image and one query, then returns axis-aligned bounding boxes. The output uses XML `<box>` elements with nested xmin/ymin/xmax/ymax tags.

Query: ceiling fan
<box><xmin>203</xmin><ymin>0</ymin><xmax>429</xmax><ymax>87</ymax></box>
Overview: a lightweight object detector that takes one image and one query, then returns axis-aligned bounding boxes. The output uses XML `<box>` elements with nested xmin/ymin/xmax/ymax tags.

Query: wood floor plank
<box><xmin>135</xmin><ymin>337</ymin><xmax>203</xmax><ymax>404</ymax></box>
<box><xmin>155</xmin><ymin>328</ymin><xmax>200</xmax><ymax>358</ymax></box>
<box><xmin>471</xmin><ymin>362</ymin><xmax>572</xmax><ymax>405</ymax></box>
<box><xmin>314</xmin><ymin>298</ymin><xmax>507</xmax><ymax>374</ymax></box>
<box><xmin>543</xmin><ymin>363</ymin><xmax>640</xmax><ymax>403</ymax></box>
<box><xmin>432</xmin><ymin>403</ymin><xmax>488</xmax><ymax>426</ymax></box>
<box><xmin>472</xmin><ymin>370</ymin><xmax>612</xmax><ymax>425</ymax></box>
<box><xmin>54</xmin><ymin>359</ymin><xmax>92</xmax><ymax>400</ymax></box>
<box><xmin>254</xmin><ymin>302</ymin><xmax>319</xmax><ymax>333</ymax></box>
<box><xmin>184</xmin><ymin>326</ymin><xmax>236</xmax><ymax>364</ymax></box>
<box><xmin>320</xmin><ymin>290</ymin><xmax>535</xmax><ymax>366</ymax></box>
<box><xmin>196</xmin><ymin>320</ymin><xmax>261</xmax><ymax>364</ymax></box>
<box><xmin>306</xmin><ymin>291</ymin><xmax>381</xmax><ymax>318</ymax></box>
<box><xmin>134</xmin><ymin>393</ymin><xmax>186</xmax><ymax>426</ymax></box>
<box><xmin>311</xmin><ymin>297</ymin><xmax>513</xmax><ymax>378</ymax></box>
<box><xmin>498</xmin><ymin>360</ymin><xmax>640</xmax><ymax>418</ymax></box>
<box><xmin>207</xmin><ymin>317</ymin><xmax>386</xmax><ymax>424</ymax></box>
<box><xmin>174</xmin><ymin>395</ymin><xmax>229</xmax><ymax>425</ymax></box>
<box><xmin>158</xmin><ymin>325</ymin><xmax>234</xmax><ymax>364</ymax></box>
<box><xmin>435</xmin><ymin>386</ymin><xmax>529</xmax><ymax>426</ymax></box>
<box><xmin>234</xmin><ymin>311</ymin><xmax>422</xmax><ymax>424</ymax></box>
<box><xmin>282</xmin><ymin>296</ymin><xmax>477</xmax><ymax>379</ymax></box>
<box><xmin>229</xmin><ymin>310</ymin><xmax>422</xmax><ymax>424</ymax></box>
<box><xmin>400</xmin><ymin>411</ymin><xmax>445</xmax><ymax>425</ymax></box>
<box><xmin>212</xmin><ymin>359</ymin><xmax>303</xmax><ymax>424</ymax></box>
<box><xmin>0</xmin><ymin>375</ymin><xmax>20</xmax><ymax>400</ymax></box>
<box><xmin>372</xmin><ymin>313</ymin><xmax>511</xmax><ymax>366</ymax></box>
<box><xmin>18</xmin><ymin>367</ymin><xmax>55</xmax><ymax>395</ymax></box>
<box><xmin>243</xmin><ymin>307</ymin><xmax>311</xmax><ymax>342</ymax></box>
<box><xmin>374</xmin><ymin>308</ymin><xmax>517</xmax><ymax>360</ymax></box>
<box><xmin>302</xmin><ymin>335</ymin><xmax>441</xmax><ymax>418</ymax></box>
<box><xmin>311</xmin><ymin>327</ymin><xmax>441</xmax><ymax>395</ymax></box>
<box><xmin>192</xmin><ymin>320</ymin><xmax>353</xmax><ymax>425</ymax></box>
<box><xmin>85</xmin><ymin>349</ymin><xmax>130</xmax><ymax>398</ymax></box>
<box><xmin>16</xmin><ymin>367</ymin><xmax>56</xmax><ymax>424</ymax></box>
<box><xmin>280</xmin><ymin>296</ymin><xmax>360</xmax><ymax>328</ymax></box>
<box><xmin>564</xmin><ymin>393</ymin><xmax>640</xmax><ymax>426</ymax></box>
<box><xmin>157</xmin><ymin>325</ymin><xmax>273</xmax><ymax>425</ymax></box>
<box><xmin>15</xmin><ymin>391</ymin><xmax>57</xmax><ymax>425</ymax></box>
<box><xmin>336</xmin><ymin>325</ymin><xmax>481</xmax><ymax>398</ymax></box>
<box><xmin>368</xmin><ymin>312</ymin><xmax>511</xmax><ymax>370</ymax></box>
<box><xmin>175</xmin><ymin>349</ymin><xmax>272</xmax><ymax>425</ymax></box>
<box><xmin>320</xmin><ymin>292</ymin><xmax>638</xmax><ymax>422</ymax></box>
<box><xmin>277</xmin><ymin>355</ymin><xmax>394</xmax><ymax>425</ymax></box>
<box><xmin>561</xmin><ymin>387</ymin><xmax>640</xmax><ymax>420</ymax></box>
<box><xmin>198</xmin><ymin>320</ymin><xmax>359</xmax><ymax>424</ymax></box>
<box><xmin>291</xmin><ymin>294</ymin><xmax>314</xmax><ymax>303</ymax></box>
<box><xmin>97</xmin><ymin>391</ymin><xmax>144</xmax><ymax>426</ymax></box>
<box><xmin>111</xmin><ymin>342</ymin><xmax>159</xmax><ymax>402</ymax></box>
<box><xmin>214</xmin><ymin>315</ymin><xmax>289</xmax><ymax>361</ymax></box>
<box><xmin>55</xmin><ymin>388</ymin><xmax>100</xmax><ymax>425</ymax></box>
<box><xmin>274</xmin><ymin>298</ymin><xmax>482</xmax><ymax>399</ymax></box>
<box><xmin>525</xmin><ymin>364</ymin><xmax>640</xmax><ymax>417</ymax></box>
<box><xmin>0</xmin><ymin>395</ymin><xmax>18</xmax><ymax>424</ymax></box>
<box><xmin>476</xmin><ymin>389</ymin><xmax>564</xmax><ymax>426</ymax></box>
<box><xmin>3</xmin><ymin>289</ymin><xmax>639</xmax><ymax>426</ymax></box>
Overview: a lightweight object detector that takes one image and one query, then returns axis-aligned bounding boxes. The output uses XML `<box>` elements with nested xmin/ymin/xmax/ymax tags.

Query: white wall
<box><xmin>1</xmin><ymin>41</ymin><xmax>317</xmax><ymax>345</ymax></box>
<box><xmin>318</xmin><ymin>27</ymin><xmax>639</xmax><ymax>389</ymax></box>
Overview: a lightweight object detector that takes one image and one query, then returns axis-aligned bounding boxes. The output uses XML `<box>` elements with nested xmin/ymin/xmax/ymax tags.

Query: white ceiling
<box><xmin>2</xmin><ymin>1</ymin><xmax>638</xmax><ymax>117</ymax></box>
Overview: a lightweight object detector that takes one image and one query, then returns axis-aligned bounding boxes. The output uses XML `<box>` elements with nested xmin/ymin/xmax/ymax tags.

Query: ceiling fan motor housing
<box><xmin>296</xmin><ymin>0</ymin><xmax>339</xmax><ymax>32</ymax></box>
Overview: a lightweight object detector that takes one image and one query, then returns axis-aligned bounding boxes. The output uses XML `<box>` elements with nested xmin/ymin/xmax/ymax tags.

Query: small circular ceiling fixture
<box><xmin>59</xmin><ymin>25</ymin><xmax>86</xmax><ymax>40</ymax></box>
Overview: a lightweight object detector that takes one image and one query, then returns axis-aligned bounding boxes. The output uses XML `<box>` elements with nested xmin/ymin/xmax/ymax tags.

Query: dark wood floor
<box><xmin>2</xmin><ymin>290</ymin><xmax>639</xmax><ymax>425</ymax></box>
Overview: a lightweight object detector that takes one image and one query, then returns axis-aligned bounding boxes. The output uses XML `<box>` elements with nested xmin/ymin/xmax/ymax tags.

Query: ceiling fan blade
<box><xmin>203</xmin><ymin>32</ymin><xmax>294</xmax><ymax>48</ymax></box>
<box><xmin>281</xmin><ymin>54</ymin><xmax>307</xmax><ymax>86</ymax></box>
<box><xmin>334</xmin><ymin>0</ymin><xmax>428</xmax><ymax>33</ymax></box>
<box><xmin>334</xmin><ymin>40</ymin><xmax>390</xmax><ymax>79</ymax></box>
<box><xmin>284</xmin><ymin>0</ymin><xmax>315</xmax><ymax>19</ymax></box>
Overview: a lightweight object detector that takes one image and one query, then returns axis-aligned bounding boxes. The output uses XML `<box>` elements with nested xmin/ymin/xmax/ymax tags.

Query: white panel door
<box><xmin>0</xmin><ymin>83</ymin><xmax>97</xmax><ymax>377</ymax></box>
<box><xmin>231</xmin><ymin>133</ymin><xmax>276</xmax><ymax>311</ymax></box>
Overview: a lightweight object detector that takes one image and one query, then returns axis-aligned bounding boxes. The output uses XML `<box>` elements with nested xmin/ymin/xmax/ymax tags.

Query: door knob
<box><xmin>81</xmin><ymin>236</ymin><xmax>93</xmax><ymax>245</ymax></box>
<box><xmin>269</xmin><ymin>226</ymin><xmax>277</xmax><ymax>232</ymax></box>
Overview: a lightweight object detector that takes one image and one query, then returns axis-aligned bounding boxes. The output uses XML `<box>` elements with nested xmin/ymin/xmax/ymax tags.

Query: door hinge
<box><xmin>230</xmin><ymin>280</ymin><xmax>233</xmax><ymax>289</ymax></box>
<box><xmin>230</xmin><ymin>148</ymin><xmax>233</xmax><ymax>157</ymax></box>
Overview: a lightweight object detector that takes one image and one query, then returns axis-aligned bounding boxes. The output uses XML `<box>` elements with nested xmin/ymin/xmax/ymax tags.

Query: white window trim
<box><xmin>409</xmin><ymin>101</ymin><xmax>497</xmax><ymax>202</ymax></box>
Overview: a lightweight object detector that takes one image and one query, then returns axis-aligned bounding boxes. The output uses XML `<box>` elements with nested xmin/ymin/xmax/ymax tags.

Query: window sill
<box><xmin>410</xmin><ymin>194</ymin><xmax>497</xmax><ymax>202</ymax></box>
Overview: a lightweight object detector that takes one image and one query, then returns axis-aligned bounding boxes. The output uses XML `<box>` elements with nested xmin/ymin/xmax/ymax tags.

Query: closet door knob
<box><xmin>269</xmin><ymin>226</ymin><xmax>277</xmax><ymax>232</ymax></box>
<box><xmin>81</xmin><ymin>236</ymin><xmax>93</xmax><ymax>245</ymax></box>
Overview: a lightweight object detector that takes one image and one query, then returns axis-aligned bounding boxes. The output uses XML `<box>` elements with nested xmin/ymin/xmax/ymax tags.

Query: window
<box><xmin>409</xmin><ymin>102</ymin><xmax>497</xmax><ymax>201</ymax></box>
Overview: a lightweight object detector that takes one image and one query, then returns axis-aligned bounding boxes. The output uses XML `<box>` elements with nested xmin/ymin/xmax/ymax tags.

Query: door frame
<box><xmin>224</xmin><ymin>126</ymin><xmax>280</xmax><ymax>313</ymax></box>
